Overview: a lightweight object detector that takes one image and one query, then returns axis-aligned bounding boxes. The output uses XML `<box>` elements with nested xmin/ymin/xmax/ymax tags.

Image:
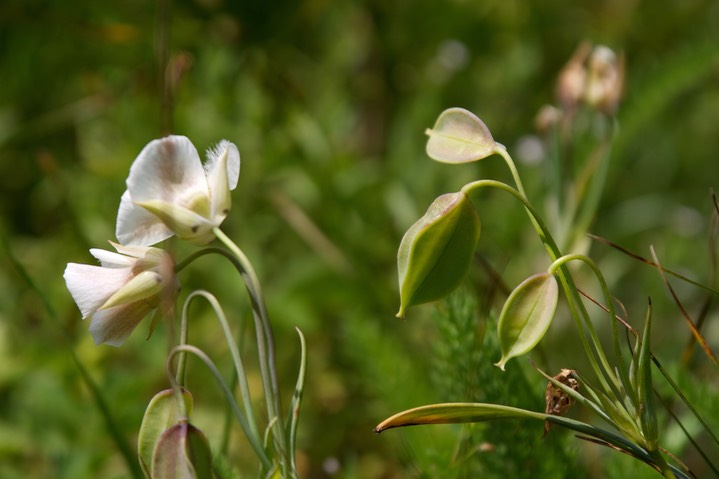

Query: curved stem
<box><xmin>211</xmin><ymin>228</ymin><xmax>287</xmax><ymax>461</ymax></box>
<box><xmin>176</xmin><ymin>295</ymin><xmax>189</xmax><ymax>386</ymax></box>
<box><xmin>182</xmin><ymin>290</ymin><xmax>261</xmax><ymax>444</ymax></box>
<box><xmin>166</xmin><ymin>344</ymin><xmax>272</xmax><ymax>470</ymax></box>
<box><xmin>492</xmin><ymin>148</ymin><xmax>626</xmax><ymax>399</ymax></box>
<box><xmin>461</xmin><ymin>178</ymin><xmax>622</xmax><ymax>400</ymax></box>
<box><xmin>548</xmin><ymin>253</ymin><xmax>634</xmax><ymax>403</ymax></box>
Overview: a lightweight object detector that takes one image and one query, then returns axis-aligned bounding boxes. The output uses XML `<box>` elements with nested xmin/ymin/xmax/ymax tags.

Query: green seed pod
<box><xmin>495</xmin><ymin>272</ymin><xmax>558</xmax><ymax>370</ymax></box>
<box><xmin>397</xmin><ymin>192</ymin><xmax>480</xmax><ymax>318</ymax></box>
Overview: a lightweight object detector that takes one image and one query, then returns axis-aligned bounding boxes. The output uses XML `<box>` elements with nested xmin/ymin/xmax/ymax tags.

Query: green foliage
<box><xmin>429</xmin><ymin>291</ymin><xmax>582</xmax><ymax>479</ymax></box>
<box><xmin>2</xmin><ymin>0</ymin><xmax>719</xmax><ymax>477</ymax></box>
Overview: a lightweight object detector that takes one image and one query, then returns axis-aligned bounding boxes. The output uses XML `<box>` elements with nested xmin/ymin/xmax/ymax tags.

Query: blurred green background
<box><xmin>2</xmin><ymin>0</ymin><xmax>719</xmax><ymax>477</ymax></box>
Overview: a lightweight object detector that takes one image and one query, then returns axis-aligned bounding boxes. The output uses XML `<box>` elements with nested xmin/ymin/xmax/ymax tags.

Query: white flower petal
<box><xmin>206</xmin><ymin>140</ymin><xmax>240</xmax><ymax>190</ymax></box>
<box><xmin>109</xmin><ymin>241</ymin><xmax>151</xmax><ymax>259</ymax></box>
<box><xmin>88</xmin><ymin>301</ymin><xmax>155</xmax><ymax>347</ymax></box>
<box><xmin>116</xmin><ymin>190</ymin><xmax>174</xmax><ymax>247</ymax></box>
<box><xmin>90</xmin><ymin>248</ymin><xmax>134</xmax><ymax>268</ymax></box>
<box><xmin>126</xmin><ymin>135</ymin><xmax>209</xmax><ymax>209</ymax></box>
<box><xmin>64</xmin><ymin>263</ymin><xmax>132</xmax><ymax>318</ymax></box>
<box><xmin>205</xmin><ymin>140</ymin><xmax>240</xmax><ymax>222</ymax></box>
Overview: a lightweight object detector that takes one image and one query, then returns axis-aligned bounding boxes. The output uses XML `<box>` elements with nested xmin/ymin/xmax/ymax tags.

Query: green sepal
<box><xmin>397</xmin><ymin>192</ymin><xmax>480</xmax><ymax>318</ymax></box>
<box><xmin>494</xmin><ymin>272</ymin><xmax>558</xmax><ymax>370</ymax></box>
<box><xmin>136</xmin><ymin>199</ymin><xmax>215</xmax><ymax>245</ymax></box>
<box><xmin>99</xmin><ymin>270</ymin><xmax>163</xmax><ymax>310</ymax></box>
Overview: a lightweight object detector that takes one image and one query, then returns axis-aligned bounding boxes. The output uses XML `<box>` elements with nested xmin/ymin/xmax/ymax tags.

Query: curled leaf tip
<box><xmin>493</xmin><ymin>360</ymin><xmax>507</xmax><ymax>372</ymax></box>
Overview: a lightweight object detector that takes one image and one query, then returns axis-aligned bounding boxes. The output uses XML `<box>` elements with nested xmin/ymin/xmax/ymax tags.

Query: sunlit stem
<box><xmin>182</xmin><ymin>290</ymin><xmax>261</xmax><ymax>445</ymax></box>
<box><xmin>492</xmin><ymin>147</ymin><xmax>626</xmax><ymax>395</ymax></box>
<box><xmin>166</xmin><ymin>345</ymin><xmax>272</xmax><ymax>470</ymax></box>
<box><xmin>570</xmin><ymin>118</ymin><xmax>616</xmax><ymax>250</ymax></box>
<box><xmin>211</xmin><ymin>228</ymin><xmax>288</xmax><ymax>464</ymax></box>
<box><xmin>176</xmin><ymin>296</ymin><xmax>189</xmax><ymax>386</ymax></box>
<box><xmin>548</xmin><ymin>253</ymin><xmax>634</xmax><ymax>403</ymax></box>
<box><xmin>461</xmin><ymin>178</ymin><xmax>621</xmax><ymax>400</ymax></box>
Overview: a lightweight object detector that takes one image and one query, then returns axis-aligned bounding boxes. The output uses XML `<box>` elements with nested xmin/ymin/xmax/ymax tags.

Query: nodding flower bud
<box><xmin>535</xmin><ymin>105</ymin><xmax>562</xmax><ymax>135</ymax></box>
<box><xmin>584</xmin><ymin>45</ymin><xmax>624</xmax><ymax>115</ymax></box>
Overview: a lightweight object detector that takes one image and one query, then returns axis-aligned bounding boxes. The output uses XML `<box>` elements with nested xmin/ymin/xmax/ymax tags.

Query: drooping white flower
<box><xmin>64</xmin><ymin>242</ymin><xmax>178</xmax><ymax>346</ymax></box>
<box><xmin>116</xmin><ymin>135</ymin><xmax>240</xmax><ymax>247</ymax></box>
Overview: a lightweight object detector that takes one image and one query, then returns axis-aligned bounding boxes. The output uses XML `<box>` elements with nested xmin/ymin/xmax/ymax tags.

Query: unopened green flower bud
<box><xmin>397</xmin><ymin>192</ymin><xmax>480</xmax><ymax>318</ymax></box>
<box><xmin>425</xmin><ymin>108</ymin><xmax>498</xmax><ymax>163</ymax></box>
<box><xmin>152</xmin><ymin>421</ymin><xmax>213</xmax><ymax>479</ymax></box>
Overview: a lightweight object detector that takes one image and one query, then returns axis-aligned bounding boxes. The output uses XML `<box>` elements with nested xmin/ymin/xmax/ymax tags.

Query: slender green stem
<box><xmin>182</xmin><ymin>290</ymin><xmax>261</xmax><ymax>445</ymax></box>
<box><xmin>166</xmin><ymin>345</ymin><xmax>272</xmax><ymax>470</ymax></box>
<box><xmin>493</xmin><ymin>148</ymin><xmax>628</xmax><ymax>397</ymax></box>
<box><xmin>286</xmin><ymin>328</ymin><xmax>307</xmax><ymax>477</ymax></box>
<box><xmin>211</xmin><ymin>228</ymin><xmax>288</xmax><ymax>464</ymax></box>
<box><xmin>461</xmin><ymin>177</ymin><xmax>622</xmax><ymax>402</ymax></box>
<box><xmin>176</xmin><ymin>296</ymin><xmax>189</xmax><ymax>385</ymax></box>
<box><xmin>572</xmin><ymin>131</ymin><xmax>614</xmax><ymax>248</ymax></box>
<box><xmin>548</xmin><ymin>253</ymin><xmax>634</xmax><ymax>404</ymax></box>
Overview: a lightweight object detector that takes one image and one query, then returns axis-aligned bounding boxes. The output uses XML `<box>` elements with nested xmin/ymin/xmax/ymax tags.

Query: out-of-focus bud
<box><xmin>534</xmin><ymin>105</ymin><xmax>562</xmax><ymax>135</ymax></box>
<box><xmin>555</xmin><ymin>42</ymin><xmax>591</xmax><ymax>110</ymax></box>
<box><xmin>584</xmin><ymin>45</ymin><xmax>624</xmax><ymax>115</ymax></box>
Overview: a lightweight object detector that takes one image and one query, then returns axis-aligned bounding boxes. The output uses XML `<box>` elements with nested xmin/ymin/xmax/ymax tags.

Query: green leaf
<box><xmin>152</xmin><ymin>422</ymin><xmax>214</xmax><ymax>479</ymax></box>
<box><xmin>138</xmin><ymin>389</ymin><xmax>193</xmax><ymax>478</ymax></box>
<box><xmin>494</xmin><ymin>272</ymin><xmax>558</xmax><ymax>370</ymax></box>
<box><xmin>425</xmin><ymin>107</ymin><xmax>498</xmax><ymax>164</ymax></box>
<box><xmin>285</xmin><ymin>327</ymin><xmax>307</xmax><ymax>474</ymax></box>
<box><xmin>374</xmin><ymin>402</ymin><xmax>691</xmax><ymax>478</ymax></box>
<box><xmin>374</xmin><ymin>402</ymin><xmax>546</xmax><ymax>432</ymax></box>
<box><xmin>636</xmin><ymin>301</ymin><xmax>658</xmax><ymax>450</ymax></box>
<box><xmin>397</xmin><ymin>192</ymin><xmax>480</xmax><ymax>318</ymax></box>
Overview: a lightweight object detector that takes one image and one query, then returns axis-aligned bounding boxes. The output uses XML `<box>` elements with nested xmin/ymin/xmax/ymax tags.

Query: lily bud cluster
<box><xmin>554</xmin><ymin>41</ymin><xmax>624</xmax><ymax>116</ymax></box>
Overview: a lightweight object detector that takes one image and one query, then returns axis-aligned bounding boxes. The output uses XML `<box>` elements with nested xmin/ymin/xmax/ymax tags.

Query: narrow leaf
<box><xmin>285</xmin><ymin>327</ymin><xmax>307</xmax><ymax>474</ymax></box>
<box><xmin>373</xmin><ymin>402</ymin><xmax>680</xmax><ymax>474</ymax></box>
<box><xmin>637</xmin><ymin>299</ymin><xmax>658</xmax><ymax>450</ymax></box>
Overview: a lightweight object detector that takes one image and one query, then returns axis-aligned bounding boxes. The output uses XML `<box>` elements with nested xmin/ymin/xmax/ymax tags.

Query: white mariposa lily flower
<box><xmin>64</xmin><ymin>242</ymin><xmax>178</xmax><ymax>346</ymax></box>
<box><xmin>116</xmin><ymin>135</ymin><xmax>240</xmax><ymax>246</ymax></box>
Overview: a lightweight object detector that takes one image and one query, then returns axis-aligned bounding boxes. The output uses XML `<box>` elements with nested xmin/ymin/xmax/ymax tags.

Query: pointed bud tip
<box><xmin>493</xmin><ymin>360</ymin><xmax>507</xmax><ymax>371</ymax></box>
